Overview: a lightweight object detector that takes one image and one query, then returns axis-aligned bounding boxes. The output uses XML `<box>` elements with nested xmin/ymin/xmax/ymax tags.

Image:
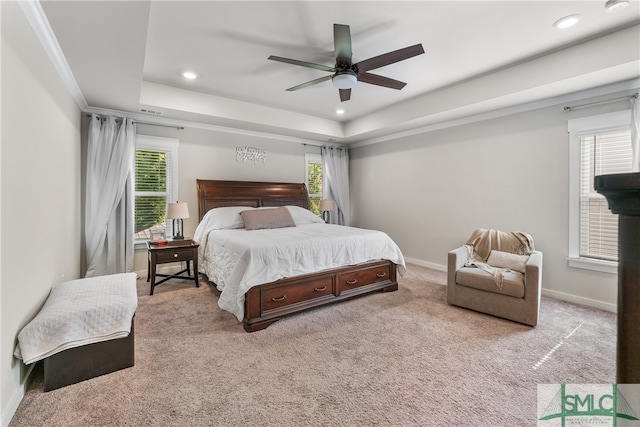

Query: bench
<box><xmin>14</xmin><ymin>273</ymin><xmax>137</xmax><ymax>391</ymax></box>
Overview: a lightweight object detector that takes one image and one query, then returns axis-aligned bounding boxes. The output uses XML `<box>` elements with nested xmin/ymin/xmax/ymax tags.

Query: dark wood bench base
<box><xmin>43</xmin><ymin>319</ymin><xmax>135</xmax><ymax>391</ymax></box>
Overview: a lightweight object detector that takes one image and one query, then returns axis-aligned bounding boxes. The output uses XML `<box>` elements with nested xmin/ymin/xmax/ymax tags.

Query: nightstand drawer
<box><xmin>155</xmin><ymin>248</ymin><xmax>194</xmax><ymax>263</ymax></box>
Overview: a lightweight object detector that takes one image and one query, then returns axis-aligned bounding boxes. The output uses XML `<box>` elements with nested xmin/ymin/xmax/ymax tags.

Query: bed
<box><xmin>195</xmin><ymin>179</ymin><xmax>406</xmax><ymax>332</ymax></box>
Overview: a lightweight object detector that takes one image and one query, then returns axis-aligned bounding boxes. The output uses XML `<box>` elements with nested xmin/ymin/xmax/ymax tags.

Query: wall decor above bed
<box><xmin>236</xmin><ymin>146</ymin><xmax>266</xmax><ymax>164</ymax></box>
<box><xmin>195</xmin><ymin>179</ymin><xmax>406</xmax><ymax>332</ymax></box>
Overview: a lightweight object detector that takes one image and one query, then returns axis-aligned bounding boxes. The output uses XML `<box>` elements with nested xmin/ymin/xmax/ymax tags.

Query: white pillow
<box><xmin>486</xmin><ymin>250</ymin><xmax>529</xmax><ymax>273</ymax></box>
<box><xmin>200</xmin><ymin>206</ymin><xmax>252</xmax><ymax>230</ymax></box>
<box><xmin>285</xmin><ymin>205</ymin><xmax>325</xmax><ymax>225</ymax></box>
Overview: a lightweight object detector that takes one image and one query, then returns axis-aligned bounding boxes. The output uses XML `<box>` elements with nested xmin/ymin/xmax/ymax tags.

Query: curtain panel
<box><xmin>321</xmin><ymin>145</ymin><xmax>350</xmax><ymax>226</ymax></box>
<box><xmin>84</xmin><ymin>114</ymin><xmax>136</xmax><ymax>277</ymax></box>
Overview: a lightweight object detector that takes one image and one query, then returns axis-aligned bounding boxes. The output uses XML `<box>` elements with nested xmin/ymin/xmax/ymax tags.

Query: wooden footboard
<box><xmin>243</xmin><ymin>259</ymin><xmax>398</xmax><ymax>332</ymax></box>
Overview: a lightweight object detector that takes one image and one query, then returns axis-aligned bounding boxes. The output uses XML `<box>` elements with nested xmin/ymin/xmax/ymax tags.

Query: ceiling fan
<box><xmin>268</xmin><ymin>24</ymin><xmax>425</xmax><ymax>102</ymax></box>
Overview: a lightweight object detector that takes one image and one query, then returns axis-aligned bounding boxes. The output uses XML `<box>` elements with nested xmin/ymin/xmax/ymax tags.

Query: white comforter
<box><xmin>197</xmin><ymin>223</ymin><xmax>406</xmax><ymax>321</ymax></box>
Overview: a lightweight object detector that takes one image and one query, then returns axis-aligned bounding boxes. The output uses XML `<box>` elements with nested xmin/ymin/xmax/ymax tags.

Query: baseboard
<box><xmin>404</xmin><ymin>257</ymin><xmax>447</xmax><ymax>272</ymax></box>
<box><xmin>1</xmin><ymin>363</ymin><xmax>37</xmax><ymax>427</ymax></box>
<box><xmin>541</xmin><ymin>288</ymin><xmax>617</xmax><ymax>313</ymax></box>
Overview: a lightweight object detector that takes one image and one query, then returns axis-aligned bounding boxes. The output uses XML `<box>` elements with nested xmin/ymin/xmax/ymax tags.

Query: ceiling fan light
<box><xmin>605</xmin><ymin>0</ymin><xmax>629</xmax><ymax>13</ymax></box>
<box><xmin>332</xmin><ymin>72</ymin><xmax>357</xmax><ymax>90</ymax></box>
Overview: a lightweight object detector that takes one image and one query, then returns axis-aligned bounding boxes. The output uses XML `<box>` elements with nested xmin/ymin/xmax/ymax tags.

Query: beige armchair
<box><xmin>447</xmin><ymin>229</ymin><xmax>542</xmax><ymax>327</ymax></box>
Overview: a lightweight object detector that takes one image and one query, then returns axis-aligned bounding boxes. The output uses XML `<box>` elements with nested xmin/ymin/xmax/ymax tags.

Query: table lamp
<box><xmin>319</xmin><ymin>199</ymin><xmax>334</xmax><ymax>223</ymax></box>
<box><xmin>167</xmin><ymin>202</ymin><xmax>189</xmax><ymax>240</ymax></box>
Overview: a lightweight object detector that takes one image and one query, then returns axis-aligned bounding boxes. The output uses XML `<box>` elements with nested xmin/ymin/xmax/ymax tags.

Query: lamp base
<box><xmin>171</xmin><ymin>219</ymin><xmax>185</xmax><ymax>240</ymax></box>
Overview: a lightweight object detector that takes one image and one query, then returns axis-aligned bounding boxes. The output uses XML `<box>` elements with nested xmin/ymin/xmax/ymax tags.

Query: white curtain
<box><xmin>84</xmin><ymin>114</ymin><xmax>136</xmax><ymax>277</ymax></box>
<box><xmin>631</xmin><ymin>94</ymin><xmax>640</xmax><ymax>172</ymax></box>
<box><xmin>321</xmin><ymin>145</ymin><xmax>350</xmax><ymax>226</ymax></box>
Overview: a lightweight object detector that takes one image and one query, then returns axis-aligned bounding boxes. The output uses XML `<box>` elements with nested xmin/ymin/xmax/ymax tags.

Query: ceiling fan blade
<box><xmin>339</xmin><ymin>89</ymin><xmax>351</xmax><ymax>102</ymax></box>
<box><xmin>355</xmin><ymin>44</ymin><xmax>425</xmax><ymax>73</ymax></box>
<box><xmin>333</xmin><ymin>24</ymin><xmax>352</xmax><ymax>65</ymax></box>
<box><xmin>286</xmin><ymin>75</ymin><xmax>332</xmax><ymax>92</ymax></box>
<box><xmin>358</xmin><ymin>72</ymin><xmax>406</xmax><ymax>90</ymax></box>
<box><xmin>268</xmin><ymin>55</ymin><xmax>336</xmax><ymax>73</ymax></box>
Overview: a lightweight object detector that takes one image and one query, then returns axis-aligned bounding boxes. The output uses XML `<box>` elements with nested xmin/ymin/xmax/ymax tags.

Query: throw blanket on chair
<box><xmin>466</xmin><ymin>228</ymin><xmax>535</xmax><ymax>262</ymax></box>
<box><xmin>463</xmin><ymin>229</ymin><xmax>535</xmax><ymax>290</ymax></box>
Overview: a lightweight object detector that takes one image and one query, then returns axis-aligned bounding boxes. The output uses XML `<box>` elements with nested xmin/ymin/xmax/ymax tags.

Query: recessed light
<box><xmin>553</xmin><ymin>14</ymin><xmax>582</xmax><ymax>29</ymax></box>
<box><xmin>605</xmin><ymin>0</ymin><xmax>629</xmax><ymax>13</ymax></box>
<box><xmin>336</xmin><ymin>109</ymin><xmax>345</xmax><ymax>115</ymax></box>
<box><xmin>182</xmin><ymin>71</ymin><xmax>197</xmax><ymax>80</ymax></box>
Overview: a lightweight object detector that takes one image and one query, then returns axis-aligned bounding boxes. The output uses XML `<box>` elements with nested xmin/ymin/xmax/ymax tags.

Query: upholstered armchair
<box><xmin>447</xmin><ymin>229</ymin><xmax>543</xmax><ymax>327</ymax></box>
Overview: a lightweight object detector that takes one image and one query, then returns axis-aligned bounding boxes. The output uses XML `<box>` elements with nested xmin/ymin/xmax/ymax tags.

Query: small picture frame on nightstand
<box><xmin>150</xmin><ymin>231</ymin><xmax>167</xmax><ymax>246</ymax></box>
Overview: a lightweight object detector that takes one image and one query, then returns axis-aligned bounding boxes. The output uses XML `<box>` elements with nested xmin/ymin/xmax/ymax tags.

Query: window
<box><xmin>568</xmin><ymin>111</ymin><xmax>632</xmax><ymax>273</ymax></box>
<box><xmin>134</xmin><ymin>135</ymin><xmax>179</xmax><ymax>244</ymax></box>
<box><xmin>305</xmin><ymin>153</ymin><xmax>323</xmax><ymax>215</ymax></box>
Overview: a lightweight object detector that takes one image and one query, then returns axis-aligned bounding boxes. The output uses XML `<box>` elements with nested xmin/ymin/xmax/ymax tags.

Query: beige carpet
<box><xmin>9</xmin><ymin>264</ymin><xmax>616</xmax><ymax>426</ymax></box>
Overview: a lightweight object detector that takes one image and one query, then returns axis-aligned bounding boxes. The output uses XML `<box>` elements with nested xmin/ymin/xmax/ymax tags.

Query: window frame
<box><xmin>134</xmin><ymin>135</ymin><xmax>179</xmax><ymax>247</ymax></box>
<box><xmin>568</xmin><ymin>110</ymin><xmax>630</xmax><ymax>274</ymax></box>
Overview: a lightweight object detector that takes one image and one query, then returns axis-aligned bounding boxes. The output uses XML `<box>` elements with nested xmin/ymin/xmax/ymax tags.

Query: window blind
<box><xmin>579</xmin><ymin>129</ymin><xmax>632</xmax><ymax>261</ymax></box>
<box><xmin>305</xmin><ymin>154</ymin><xmax>323</xmax><ymax>216</ymax></box>
<box><xmin>134</xmin><ymin>149</ymin><xmax>173</xmax><ymax>239</ymax></box>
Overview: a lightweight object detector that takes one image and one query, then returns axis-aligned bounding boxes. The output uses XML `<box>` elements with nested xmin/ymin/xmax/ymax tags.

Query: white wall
<box><xmin>1</xmin><ymin>1</ymin><xmax>81</xmax><ymax>422</ymax></box>
<box><xmin>131</xmin><ymin>123</ymin><xmax>320</xmax><ymax>273</ymax></box>
<box><xmin>350</xmin><ymin>95</ymin><xmax>633</xmax><ymax>312</ymax></box>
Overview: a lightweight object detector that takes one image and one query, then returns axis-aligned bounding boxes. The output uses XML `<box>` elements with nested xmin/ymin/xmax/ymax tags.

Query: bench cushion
<box><xmin>14</xmin><ymin>273</ymin><xmax>137</xmax><ymax>365</ymax></box>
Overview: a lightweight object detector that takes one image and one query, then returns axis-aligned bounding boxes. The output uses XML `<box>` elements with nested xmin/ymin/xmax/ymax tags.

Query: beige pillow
<box><xmin>240</xmin><ymin>207</ymin><xmax>296</xmax><ymax>230</ymax></box>
<box><xmin>486</xmin><ymin>250</ymin><xmax>529</xmax><ymax>273</ymax></box>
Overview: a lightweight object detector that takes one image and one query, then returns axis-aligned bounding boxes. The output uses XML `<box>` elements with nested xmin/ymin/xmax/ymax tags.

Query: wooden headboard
<box><xmin>196</xmin><ymin>180</ymin><xmax>310</xmax><ymax>221</ymax></box>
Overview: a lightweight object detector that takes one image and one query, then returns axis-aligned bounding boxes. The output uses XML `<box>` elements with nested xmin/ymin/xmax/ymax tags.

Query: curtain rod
<box><xmin>563</xmin><ymin>92</ymin><xmax>638</xmax><ymax>111</ymax></box>
<box><xmin>85</xmin><ymin>114</ymin><xmax>184</xmax><ymax>130</ymax></box>
<box><xmin>134</xmin><ymin>121</ymin><xmax>184</xmax><ymax>130</ymax></box>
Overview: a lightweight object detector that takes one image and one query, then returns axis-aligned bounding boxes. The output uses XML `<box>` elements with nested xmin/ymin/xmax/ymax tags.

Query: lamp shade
<box><xmin>319</xmin><ymin>199</ymin><xmax>334</xmax><ymax>212</ymax></box>
<box><xmin>167</xmin><ymin>202</ymin><xmax>190</xmax><ymax>219</ymax></box>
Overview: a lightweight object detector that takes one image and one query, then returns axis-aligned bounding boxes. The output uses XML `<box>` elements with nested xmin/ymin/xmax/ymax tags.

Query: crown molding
<box><xmin>350</xmin><ymin>78</ymin><xmax>640</xmax><ymax>148</ymax></box>
<box><xmin>83</xmin><ymin>106</ymin><xmax>340</xmax><ymax>148</ymax></box>
<box><xmin>18</xmin><ymin>0</ymin><xmax>87</xmax><ymax>110</ymax></box>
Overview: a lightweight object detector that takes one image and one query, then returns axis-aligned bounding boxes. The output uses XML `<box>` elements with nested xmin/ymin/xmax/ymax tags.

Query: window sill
<box><xmin>134</xmin><ymin>241</ymin><xmax>148</xmax><ymax>251</ymax></box>
<box><xmin>567</xmin><ymin>256</ymin><xmax>617</xmax><ymax>274</ymax></box>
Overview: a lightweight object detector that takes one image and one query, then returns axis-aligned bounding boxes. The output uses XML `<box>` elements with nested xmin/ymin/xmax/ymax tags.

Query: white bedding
<box><xmin>196</xmin><ymin>222</ymin><xmax>406</xmax><ymax>321</ymax></box>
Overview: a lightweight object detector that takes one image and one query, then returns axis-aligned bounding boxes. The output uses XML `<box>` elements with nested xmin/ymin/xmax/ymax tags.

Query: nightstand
<box><xmin>147</xmin><ymin>239</ymin><xmax>200</xmax><ymax>295</ymax></box>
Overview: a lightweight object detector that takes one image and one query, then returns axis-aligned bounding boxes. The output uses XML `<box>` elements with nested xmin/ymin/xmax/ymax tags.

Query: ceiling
<box><xmin>38</xmin><ymin>1</ymin><xmax>640</xmax><ymax>144</ymax></box>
